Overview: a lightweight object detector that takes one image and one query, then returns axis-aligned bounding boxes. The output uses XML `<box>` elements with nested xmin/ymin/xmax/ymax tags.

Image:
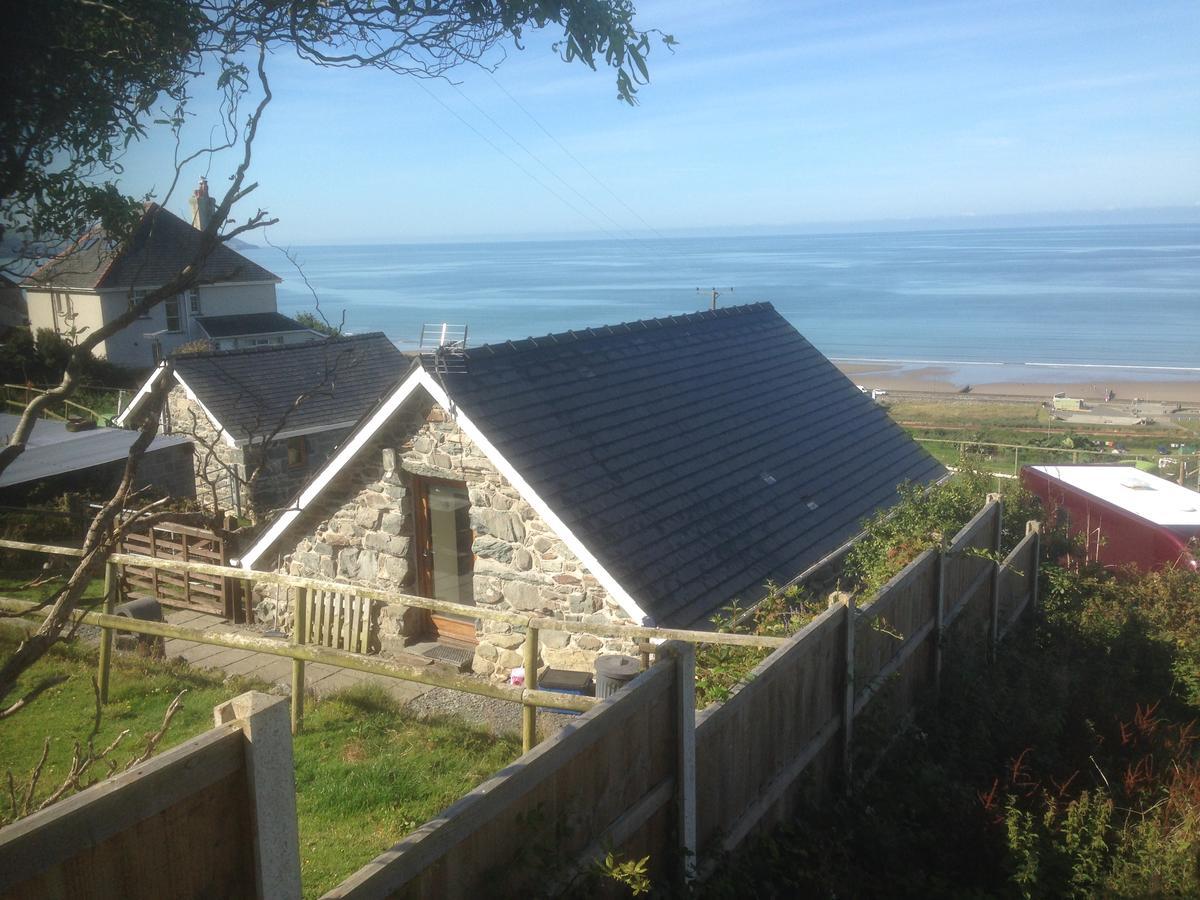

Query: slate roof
<box><xmin>171</xmin><ymin>333</ymin><xmax>406</xmax><ymax>441</ymax></box>
<box><xmin>429</xmin><ymin>303</ymin><xmax>944</xmax><ymax>625</ymax></box>
<box><xmin>0</xmin><ymin>414</ymin><xmax>191</xmax><ymax>489</ymax></box>
<box><xmin>194</xmin><ymin>312</ymin><xmax>314</xmax><ymax>338</ymax></box>
<box><xmin>25</xmin><ymin>205</ymin><xmax>279</xmax><ymax>291</ymax></box>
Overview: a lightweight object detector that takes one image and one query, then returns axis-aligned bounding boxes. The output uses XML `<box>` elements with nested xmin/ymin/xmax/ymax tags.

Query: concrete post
<box><xmin>661</xmin><ymin>641</ymin><xmax>697</xmax><ymax>881</ymax></box>
<box><xmin>214</xmin><ymin>692</ymin><xmax>301</xmax><ymax>900</ymax></box>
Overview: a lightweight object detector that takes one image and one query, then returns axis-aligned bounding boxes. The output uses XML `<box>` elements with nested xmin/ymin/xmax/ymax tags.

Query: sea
<box><xmin>241</xmin><ymin>223</ymin><xmax>1200</xmax><ymax>385</ymax></box>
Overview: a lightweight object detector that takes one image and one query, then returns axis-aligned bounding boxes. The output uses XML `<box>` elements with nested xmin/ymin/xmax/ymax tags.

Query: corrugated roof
<box><xmin>431</xmin><ymin>303</ymin><xmax>944</xmax><ymax>625</ymax></box>
<box><xmin>0</xmin><ymin>415</ymin><xmax>192</xmax><ymax>489</ymax></box>
<box><xmin>193</xmin><ymin>312</ymin><xmax>313</xmax><ymax>338</ymax></box>
<box><xmin>172</xmin><ymin>333</ymin><xmax>407</xmax><ymax>440</ymax></box>
<box><xmin>25</xmin><ymin>205</ymin><xmax>279</xmax><ymax>291</ymax></box>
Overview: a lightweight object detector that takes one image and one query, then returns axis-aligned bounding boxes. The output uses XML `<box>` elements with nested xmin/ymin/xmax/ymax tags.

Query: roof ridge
<box><xmin>468</xmin><ymin>301</ymin><xmax>775</xmax><ymax>357</ymax></box>
<box><xmin>174</xmin><ymin>331</ymin><xmax>393</xmax><ymax>362</ymax></box>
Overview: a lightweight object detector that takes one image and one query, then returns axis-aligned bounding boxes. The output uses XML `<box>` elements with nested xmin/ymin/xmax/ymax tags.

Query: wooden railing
<box><xmin>0</xmin><ymin>537</ymin><xmax>785</xmax><ymax>751</ymax></box>
<box><xmin>2</xmin><ymin>383</ymin><xmax>106</xmax><ymax>424</ymax></box>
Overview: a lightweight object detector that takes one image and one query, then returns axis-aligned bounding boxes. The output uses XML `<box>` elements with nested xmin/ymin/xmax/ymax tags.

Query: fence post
<box><xmin>291</xmin><ymin>588</ymin><xmax>307</xmax><ymax>735</ymax></box>
<box><xmin>521</xmin><ymin>626</ymin><xmax>540</xmax><ymax>753</ymax></box>
<box><xmin>97</xmin><ymin>559</ymin><xmax>119</xmax><ymax>703</ymax></box>
<box><xmin>214</xmin><ymin>692</ymin><xmax>302</xmax><ymax>900</ymax></box>
<box><xmin>1026</xmin><ymin>520</ymin><xmax>1042</xmax><ymax>614</ymax></box>
<box><xmin>934</xmin><ymin>537</ymin><xmax>947</xmax><ymax>692</ymax></box>
<box><xmin>841</xmin><ymin>595</ymin><xmax>856</xmax><ymax>791</ymax></box>
<box><xmin>661</xmin><ymin>640</ymin><xmax>697</xmax><ymax>882</ymax></box>
<box><xmin>987</xmin><ymin>493</ymin><xmax>1003</xmax><ymax>660</ymax></box>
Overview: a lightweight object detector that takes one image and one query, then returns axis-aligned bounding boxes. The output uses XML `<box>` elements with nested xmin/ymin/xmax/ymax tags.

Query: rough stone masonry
<box><xmin>262</xmin><ymin>396</ymin><xmax>636</xmax><ymax>680</ymax></box>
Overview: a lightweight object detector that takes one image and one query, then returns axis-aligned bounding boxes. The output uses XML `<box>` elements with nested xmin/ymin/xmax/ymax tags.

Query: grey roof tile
<box><xmin>172</xmin><ymin>333</ymin><xmax>407</xmax><ymax>440</ymax></box>
<box><xmin>435</xmin><ymin>302</ymin><xmax>944</xmax><ymax>626</ymax></box>
<box><xmin>26</xmin><ymin>205</ymin><xmax>278</xmax><ymax>291</ymax></box>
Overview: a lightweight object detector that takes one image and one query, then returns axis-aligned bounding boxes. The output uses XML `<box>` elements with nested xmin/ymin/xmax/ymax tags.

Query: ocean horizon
<box><xmin>241</xmin><ymin>223</ymin><xmax>1199</xmax><ymax>385</ymax></box>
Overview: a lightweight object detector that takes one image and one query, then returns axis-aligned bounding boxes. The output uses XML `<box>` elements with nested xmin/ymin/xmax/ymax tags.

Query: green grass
<box><xmin>0</xmin><ymin>571</ymin><xmax>106</xmax><ymax>605</ymax></box>
<box><xmin>0</xmin><ymin>624</ymin><xmax>521</xmax><ymax>897</ymax></box>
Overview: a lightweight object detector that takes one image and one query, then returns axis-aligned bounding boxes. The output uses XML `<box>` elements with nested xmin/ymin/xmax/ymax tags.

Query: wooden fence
<box><xmin>0</xmin><ymin>692</ymin><xmax>300</xmax><ymax>900</ymax></box>
<box><xmin>319</xmin><ymin>498</ymin><xmax>1040</xmax><ymax>895</ymax></box>
<box><xmin>0</xmin><ymin>499</ymin><xmax>1041</xmax><ymax>895</ymax></box>
<box><xmin>119</xmin><ymin>521</ymin><xmax>250</xmax><ymax>622</ymax></box>
<box><xmin>327</xmin><ymin>644</ymin><xmax>696</xmax><ymax>898</ymax></box>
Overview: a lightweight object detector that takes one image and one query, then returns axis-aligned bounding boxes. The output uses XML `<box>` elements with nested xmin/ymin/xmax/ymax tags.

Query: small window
<box><xmin>130</xmin><ymin>289</ymin><xmax>152</xmax><ymax>319</ymax></box>
<box><xmin>286</xmin><ymin>436</ymin><xmax>308</xmax><ymax>469</ymax></box>
<box><xmin>164</xmin><ymin>295</ymin><xmax>182</xmax><ymax>333</ymax></box>
<box><xmin>187</xmin><ymin>288</ymin><xmax>201</xmax><ymax>315</ymax></box>
<box><xmin>251</xmin><ymin>337</ymin><xmax>271</xmax><ymax>347</ymax></box>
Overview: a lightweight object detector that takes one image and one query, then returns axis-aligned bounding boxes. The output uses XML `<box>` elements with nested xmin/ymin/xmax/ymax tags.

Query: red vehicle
<box><xmin>1021</xmin><ymin>465</ymin><xmax>1200</xmax><ymax>572</ymax></box>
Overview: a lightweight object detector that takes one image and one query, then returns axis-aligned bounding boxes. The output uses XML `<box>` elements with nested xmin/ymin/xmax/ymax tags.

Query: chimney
<box><xmin>189</xmin><ymin>176</ymin><xmax>216</xmax><ymax>230</ymax></box>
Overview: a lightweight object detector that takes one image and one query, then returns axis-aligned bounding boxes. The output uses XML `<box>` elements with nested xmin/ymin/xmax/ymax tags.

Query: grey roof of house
<box><xmin>172</xmin><ymin>333</ymin><xmax>407</xmax><ymax>440</ymax></box>
<box><xmin>0</xmin><ymin>414</ymin><xmax>192</xmax><ymax>489</ymax></box>
<box><xmin>435</xmin><ymin>303</ymin><xmax>945</xmax><ymax>626</ymax></box>
<box><xmin>24</xmin><ymin>205</ymin><xmax>279</xmax><ymax>291</ymax></box>
<box><xmin>194</xmin><ymin>312</ymin><xmax>314</xmax><ymax>338</ymax></box>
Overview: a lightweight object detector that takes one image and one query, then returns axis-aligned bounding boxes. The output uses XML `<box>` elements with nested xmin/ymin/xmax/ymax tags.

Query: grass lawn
<box><xmin>0</xmin><ymin>623</ymin><xmax>521</xmax><ymax>897</ymax></box>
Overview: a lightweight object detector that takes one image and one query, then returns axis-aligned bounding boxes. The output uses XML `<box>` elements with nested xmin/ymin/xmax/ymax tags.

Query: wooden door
<box><xmin>413</xmin><ymin>476</ymin><xmax>477</xmax><ymax>645</ymax></box>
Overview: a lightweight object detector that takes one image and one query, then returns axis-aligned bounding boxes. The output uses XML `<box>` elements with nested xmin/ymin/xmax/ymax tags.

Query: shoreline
<box><xmin>835</xmin><ymin>361</ymin><xmax>1200</xmax><ymax>404</ymax></box>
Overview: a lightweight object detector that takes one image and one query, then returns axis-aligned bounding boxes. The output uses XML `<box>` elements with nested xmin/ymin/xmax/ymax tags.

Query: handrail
<box><xmin>0</xmin><ymin>538</ymin><xmax>787</xmax><ymax>650</ymax></box>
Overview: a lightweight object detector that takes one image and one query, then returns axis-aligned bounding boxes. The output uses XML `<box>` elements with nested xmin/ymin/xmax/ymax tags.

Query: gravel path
<box><xmin>406</xmin><ymin>686</ymin><xmax>581</xmax><ymax>739</ymax></box>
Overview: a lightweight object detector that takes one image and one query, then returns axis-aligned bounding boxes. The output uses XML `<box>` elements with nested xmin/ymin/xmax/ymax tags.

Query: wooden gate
<box><xmin>120</xmin><ymin>522</ymin><xmax>251</xmax><ymax>622</ymax></box>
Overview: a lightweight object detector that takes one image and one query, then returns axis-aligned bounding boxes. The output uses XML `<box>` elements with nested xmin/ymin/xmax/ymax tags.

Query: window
<box><xmin>130</xmin><ymin>289</ymin><xmax>152</xmax><ymax>319</ymax></box>
<box><xmin>251</xmin><ymin>337</ymin><xmax>271</xmax><ymax>347</ymax></box>
<box><xmin>164</xmin><ymin>295</ymin><xmax>182</xmax><ymax>333</ymax></box>
<box><xmin>187</xmin><ymin>288</ymin><xmax>201</xmax><ymax>315</ymax></box>
<box><xmin>286</xmin><ymin>436</ymin><xmax>308</xmax><ymax>469</ymax></box>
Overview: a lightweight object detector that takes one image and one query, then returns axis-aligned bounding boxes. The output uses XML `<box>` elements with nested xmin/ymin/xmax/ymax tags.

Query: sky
<box><xmin>118</xmin><ymin>0</ymin><xmax>1200</xmax><ymax>245</ymax></box>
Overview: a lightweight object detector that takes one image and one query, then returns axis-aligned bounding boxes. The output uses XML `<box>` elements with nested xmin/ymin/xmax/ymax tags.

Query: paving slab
<box><xmin>193</xmin><ymin>647</ymin><xmax>256</xmax><ymax>670</ymax></box>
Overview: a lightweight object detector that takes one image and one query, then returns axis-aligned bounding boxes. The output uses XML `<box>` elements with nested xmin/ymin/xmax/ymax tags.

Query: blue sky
<box><xmin>121</xmin><ymin>0</ymin><xmax>1199</xmax><ymax>244</ymax></box>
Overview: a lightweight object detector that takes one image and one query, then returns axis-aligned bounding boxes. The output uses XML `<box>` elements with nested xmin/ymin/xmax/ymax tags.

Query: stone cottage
<box><xmin>239</xmin><ymin>303</ymin><xmax>945</xmax><ymax>679</ymax></box>
<box><xmin>116</xmin><ymin>333</ymin><xmax>406</xmax><ymax>520</ymax></box>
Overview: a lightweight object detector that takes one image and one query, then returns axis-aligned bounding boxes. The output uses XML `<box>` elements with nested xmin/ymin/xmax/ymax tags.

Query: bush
<box><xmin>0</xmin><ymin>327</ymin><xmax>140</xmax><ymax>388</ymax></box>
<box><xmin>843</xmin><ymin>466</ymin><xmax>1042</xmax><ymax>596</ymax></box>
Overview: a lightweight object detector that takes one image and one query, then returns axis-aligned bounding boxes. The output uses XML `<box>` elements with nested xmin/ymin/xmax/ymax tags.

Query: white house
<box><xmin>23</xmin><ymin>179</ymin><xmax>317</xmax><ymax>368</ymax></box>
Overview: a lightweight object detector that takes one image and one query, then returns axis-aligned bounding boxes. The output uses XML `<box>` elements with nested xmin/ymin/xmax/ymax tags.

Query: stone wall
<box><xmin>262</xmin><ymin>393</ymin><xmax>636</xmax><ymax>679</ymax></box>
<box><xmin>165</xmin><ymin>385</ymin><xmax>243</xmax><ymax>514</ymax></box>
<box><xmin>165</xmin><ymin>385</ymin><xmax>348</xmax><ymax>521</ymax></box>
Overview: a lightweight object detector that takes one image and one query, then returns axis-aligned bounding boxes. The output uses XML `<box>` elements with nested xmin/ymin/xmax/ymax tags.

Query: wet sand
<box><xmin>835</xmin><ymin>361</ymin><xmax>1200</xmax><ymax>404</ymax></box>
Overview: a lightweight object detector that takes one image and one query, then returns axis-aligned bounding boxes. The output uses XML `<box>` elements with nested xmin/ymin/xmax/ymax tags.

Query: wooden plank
<box><xmin>349</xmin><ymin>595</ymin><xmax>362</xmax><ymax>654</ymax></box>
<box><xmin>0</xmin><ymin>727</ymin><xmax>244</xmax><ymax>892</ymax></box>
<box><xmin>717</xmin><ymin>714</ymin><xmax>841</xmax><ymax>855</ymax></box>
<box><xmin>546</xmin><ymin>777</ymin><xmax>676</xmax><ymax>895</ymax></box>
<box><xmin>853</xmin><ymin>617</ymin><xmax>937</xmax><ymax>717</ymax></box>
<box><xmin>943</xmin><ymin>564</ymin><xmax>993</xmax><ymax>628</ymax></box>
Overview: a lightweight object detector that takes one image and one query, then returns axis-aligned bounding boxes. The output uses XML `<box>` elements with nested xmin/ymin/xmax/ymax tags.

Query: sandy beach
<box><xmin>835</xmin><ymin>361</ymin><xmax>1200</xmax><ymax>405</ymax></box>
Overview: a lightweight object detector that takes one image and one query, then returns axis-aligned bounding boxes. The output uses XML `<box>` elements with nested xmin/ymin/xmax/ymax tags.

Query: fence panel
<box><xmin>854</xmin><ymin>550</ymin><xmax>939</xmax><ymax>724</ymax></box>
<box><xmin>943</xmin><ymin>501</ymin><xmax>1000</xmax><ymax>640</ymax></box>
<box><xmin>0</xmin><ymin>731</ymin><xmax>252</xmax><ymax>900</ymax></box>
<box><xmin>997</xmin><ymin>531</ymin><xmax>1038</xmax><ymax>640</ymax></box>
<box><xmin>326</xmin><ymin>657</ymin><xmax>684</xmax><ymax>899</ymax></box>
<box><xmin>695</xmin><ymin>602</ymin><xmax>846</xmax><ymax>858</ymax></box>
<box><xmin>0</xmin><ymin>692</ymin><xmax>298</xmax><ymax>900</ymax></box>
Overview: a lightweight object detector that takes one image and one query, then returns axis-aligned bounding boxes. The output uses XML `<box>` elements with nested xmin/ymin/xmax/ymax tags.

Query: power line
<box><xmin>411</xmin><ymin>79</ymin><xmax>646</xmax><ymax>254</ymax></box>
<box><xmin>486</xmin><ymin>70</ymin><xmax>669</xmax><ymax>241</ymax></box>
<box><xmin>447</xmin><ymin>81</ymin><xmax>646</xmax><ymax>245</ymax></box>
